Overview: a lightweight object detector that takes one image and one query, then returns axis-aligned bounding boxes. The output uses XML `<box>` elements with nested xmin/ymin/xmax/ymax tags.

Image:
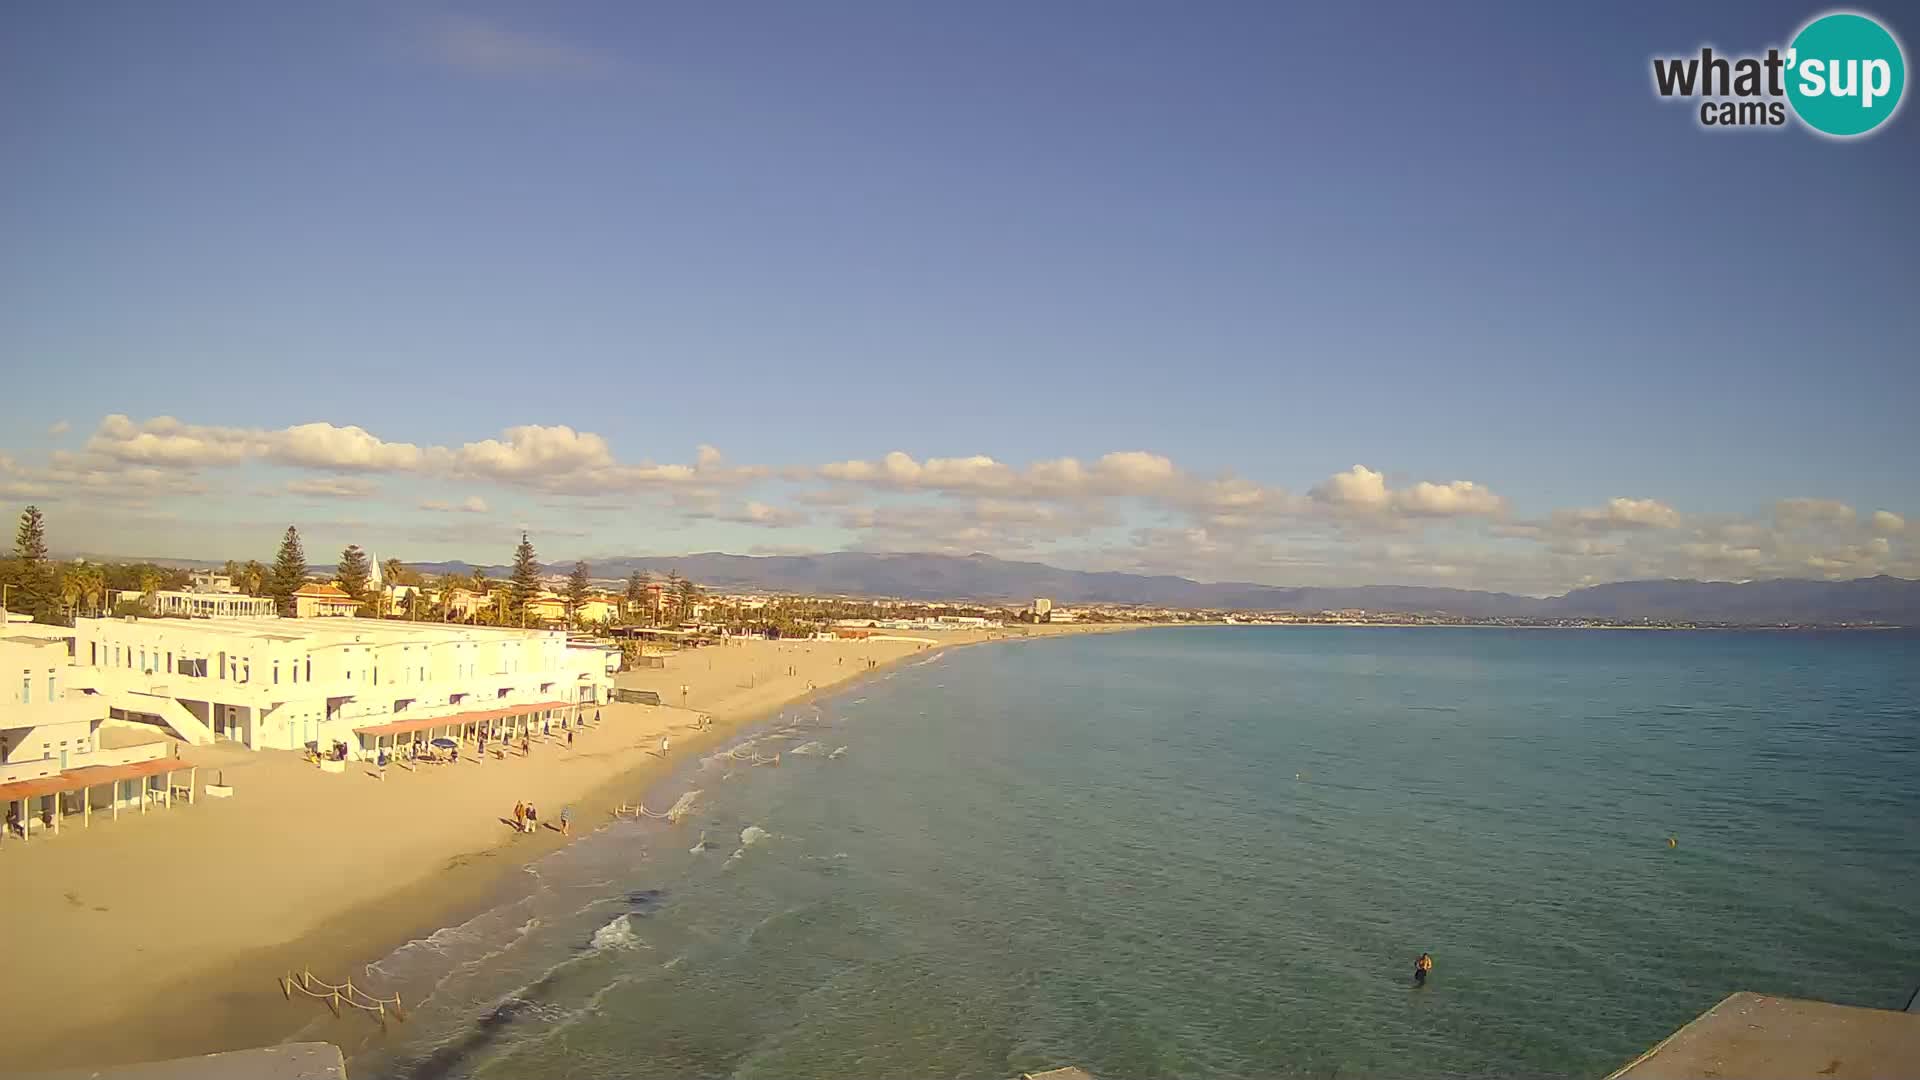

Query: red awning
<box><xmin>1</xmin><ymin>757</ymin><xmax>192</xmax><ymax>801</ymax></box>
<box><xmin>354</xmin><ymin>700</ymin><xmax>572</xmax><ymax>739</ymax></box>
<box><xmin>60</xmin><ymin>757</ymin><xmax>193</xmax><ymax>789</ymax></box>
<box><xmin>0</xmin><ymin>774</ymin><xmax>73</xmax><ymax>802</ymax></box>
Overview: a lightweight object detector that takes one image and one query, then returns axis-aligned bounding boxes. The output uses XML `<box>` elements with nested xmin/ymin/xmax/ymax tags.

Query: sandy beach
<box><xmin>3</xmin><ymin>624</ymin><xmax>1128</xmax><ymax>1073</ymax></box>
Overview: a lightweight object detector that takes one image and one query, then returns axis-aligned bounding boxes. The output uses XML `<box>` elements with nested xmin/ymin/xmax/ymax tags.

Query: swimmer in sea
<box><xmin>1414</xmin><ymin>952</ymin><xmax>1433</xmax><ymax>986</ymax></box>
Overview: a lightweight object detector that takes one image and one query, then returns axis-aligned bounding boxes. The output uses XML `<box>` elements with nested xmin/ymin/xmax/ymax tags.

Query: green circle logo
<box><xmin>1786</xmin><ymin>12</ymin><xmax>1906</xmax><ymax>137</ymax></box>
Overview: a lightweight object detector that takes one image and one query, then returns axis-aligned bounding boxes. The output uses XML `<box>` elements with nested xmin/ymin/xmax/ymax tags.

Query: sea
<box><xmin>328</xmin><ymin>627</ymin><xmax>1920</xmax><ymax>1080</ymax></box>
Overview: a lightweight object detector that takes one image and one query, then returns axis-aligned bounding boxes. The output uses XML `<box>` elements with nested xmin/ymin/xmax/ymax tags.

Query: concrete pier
<box><xmin>1608</xmin><ymin>992</ymin><xmax>1920</xmax><ymax>1080</ymax></box>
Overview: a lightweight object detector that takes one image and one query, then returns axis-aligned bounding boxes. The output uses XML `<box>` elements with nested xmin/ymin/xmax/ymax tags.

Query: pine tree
<box><xmin>626</xmin><ymin>569</ymin><xmax>651</xmax><ymax>624</ymax></box>
<box><xmin>337</xmin><ymin>544</ymin><xmax>373</xmax><ymax>608</ymax></box>
<box><xmin>676</xmin><ymin>575</ymin><xmax>699</xmax><ymax>623</ymax></box>
<box><xmin>509</xmin><ymin>532</ymin><xmax>541</xmax><ymax>624</ymax></box>
<box><xmin>663</xmin><ymin>569</ymin><xmax>682</xmax><ymax>621</ymax></box>
<box><xmin>10</xmin><ymin>505</ymin><xmax>58</xmax><ymax>621</ymax></box>
<box><xmin>566</xmin><ymin>561</ymin><xmax>592</xmax><ymax>621</ymax></box>
<box><xmin>268</xmin><ymin>526</ymin><xmax>307</xmax><ymax>615</ymax></box>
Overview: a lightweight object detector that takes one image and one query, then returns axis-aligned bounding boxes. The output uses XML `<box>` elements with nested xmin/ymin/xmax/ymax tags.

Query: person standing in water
<box><xmin>1414</xmin><ymin>953</ymin><xmax>1434</xmax><ymax>986</ymax></box>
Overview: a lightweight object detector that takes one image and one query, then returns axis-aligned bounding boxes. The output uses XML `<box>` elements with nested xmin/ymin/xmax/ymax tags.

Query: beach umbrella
<box><xmin>430</xmin><ymin>737</ymin><xmax>458</xmax><ymax>750</ymax></box>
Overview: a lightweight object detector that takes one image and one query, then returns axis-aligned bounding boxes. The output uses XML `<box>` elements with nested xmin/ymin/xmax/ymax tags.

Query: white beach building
<box><xmin>66</xmin><ymin>616</ymin><xmax>618</xmax><ymax>754</ymax></box>
<box><xmin>3</xmin><ymin>626</ymin><xmax>193</xmax><ymax>845</ymax></box>
<box><xmin>111</xmin><ymin>569</ymin><xmax>278</xmax><ymax>619</ymax></box>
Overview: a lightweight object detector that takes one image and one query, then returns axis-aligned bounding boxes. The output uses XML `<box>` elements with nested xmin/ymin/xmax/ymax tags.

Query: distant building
<box><xmin>115</xmin><ymin>589</ymin><xmax>278</xmax><ymax>619</ymax></box>
<box><xmin>573</xmin><ymin>597</ymin><xmax>619</xmax><ymax>625</ymax></box>
<box><xmin>188</xmin><ymin>570</ymin><xmax>236</xmax><ymax>593</ymax></box>
<box><xmin>1047</xmin><ymin>609</ymin><xmax>1079</xmax><ymax>623</ymax></box>
<box><xmin>112</xmin><ymin>569</ymin><xmax>278</xmax><ymax>619</ymax></box>
<box><xmin>445</xmin><ymin>588</ymin><xmax>494</xmax><ymax>621</ymax></box>
<box><xmin>383</xmin><ymin>584</ymin><xmax>423</xmax><ymax>617</ymax></box>
<box><xmin>525</xmin><ymin>593</ymin><xmax>567</xmax><ymax>624</ymax></box>
<box><xmin>292</xmin><ymin>583</ymin><xmax>360</xmax><ymax>618</ymax></box>
<box><xmin>1033</xmin><ymin>598</ymin><xmax>1053</xmax><ymax>617</ymax></box>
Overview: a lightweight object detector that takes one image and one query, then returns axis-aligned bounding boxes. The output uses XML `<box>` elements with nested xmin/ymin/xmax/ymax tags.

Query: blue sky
<box><xmin>2</xmin><ymin>1</ymin><xmax>1914</xmax><ymax>593</ymax></box>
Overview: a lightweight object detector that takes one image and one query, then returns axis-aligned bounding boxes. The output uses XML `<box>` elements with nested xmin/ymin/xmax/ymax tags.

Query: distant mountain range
<box><xmin>393</xmin><ymin>551</ymin><xmax>1920</xmax><ymax>625</ymax></box>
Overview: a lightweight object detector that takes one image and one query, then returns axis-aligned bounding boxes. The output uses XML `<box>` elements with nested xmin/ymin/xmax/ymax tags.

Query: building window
<box><xmin>274</xmin><ymin>661</ymin><xmax>280</xmax><ymax>685</ymax></box>
<box><xmin>48</xmin><ymin>672</ymin><xmax>57</xmax><ymax>699</ymax></box>
<box><xmin>306</xmin><ymin>658</ymin><xmax>312</xmax><ymax>681</ymax></box>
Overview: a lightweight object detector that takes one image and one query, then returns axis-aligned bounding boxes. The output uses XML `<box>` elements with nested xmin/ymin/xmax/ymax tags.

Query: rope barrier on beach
<box><xmin>615</xmin><ymin>789</ymin><xmax>703</xmax><ymax>823</ymax></box>
<box><xmin>281</xmin><ymin>967</ymin><xmax>407</xmax><ymax>1024</ymax></box>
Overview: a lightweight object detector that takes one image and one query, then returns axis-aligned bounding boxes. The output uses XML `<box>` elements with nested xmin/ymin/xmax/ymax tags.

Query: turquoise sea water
<box><xmin>338</xmin><ymin>628</ymin><xmax>1920</xmax><ymax>1079</ymax></box>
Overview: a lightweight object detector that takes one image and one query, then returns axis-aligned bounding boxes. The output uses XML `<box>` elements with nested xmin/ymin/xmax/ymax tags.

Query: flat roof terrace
<box><xmin>1608</xmin><ymin>992</ymin><xmax>1920</xmax><ymax>1080</ymax></box>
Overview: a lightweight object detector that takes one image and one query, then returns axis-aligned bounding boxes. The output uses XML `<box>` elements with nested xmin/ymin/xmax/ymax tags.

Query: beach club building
<box><xmin>3</xmin><ymin>625</ymin><xmax>194</xmax><ymax>845</ymax></box>
<box><xmin>65</xmin><ymin>616</ymin><xmax>618</xmax><ymax>756</ymax></box>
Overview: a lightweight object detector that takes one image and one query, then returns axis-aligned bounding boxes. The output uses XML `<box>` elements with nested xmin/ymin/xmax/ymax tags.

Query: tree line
<box><xmin>2</xmin><ymin>504</ymin><xmax>708</xmax><ymax>631</ymax></box>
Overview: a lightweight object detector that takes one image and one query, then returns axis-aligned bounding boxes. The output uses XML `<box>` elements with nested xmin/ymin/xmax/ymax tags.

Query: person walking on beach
<box><xmin>1414</xmin><ymin>953</ymin><xmax>1434</xmax><ymax>987</ymax></box>
<box><xmin>567</xmin><ymin>728</ymin><xmax>576</xmax><ymax>748</ymax></box>
<box><xmin>560</xmin><ymin>805</ymin><xmax>572</xmax><ymax>835</ymax></box>
<box><xmin>526</xmin><ymin>803</ymin><xmax>539</xmax><ymax>833</ymax></box>
<box><xmin>513</xmin><ymin>801</ymin><xmax>526</xmax><ymax>833</ymax></box>
<box><xmin>660</xmin><ymin>735</ymin><xmax>671</xmax><ymax>756</ymax></box>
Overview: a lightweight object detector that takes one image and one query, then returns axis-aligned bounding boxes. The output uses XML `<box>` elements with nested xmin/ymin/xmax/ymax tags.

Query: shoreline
<box><xmin>7</xmin><ymin>624</ymin><xmax>1136</xmax><ymax>1074</ymax></box>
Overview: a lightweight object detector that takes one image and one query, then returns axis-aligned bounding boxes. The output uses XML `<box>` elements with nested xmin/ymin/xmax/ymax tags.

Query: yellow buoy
<box><xmin>1667</xmin><ymin>836</ymin><xmax>1677</xmax><ymax>848</ymax></box>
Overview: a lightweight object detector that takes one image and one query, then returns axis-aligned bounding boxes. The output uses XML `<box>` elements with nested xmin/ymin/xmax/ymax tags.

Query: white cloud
<box><xmin>455</xmin><ymin>425</ymin><xmax>618</xmax><ymax>480</ymax></box>
<box><xmin>1309</xmin><ymin>465</ymin><xmax>1505</xmax><ymax>518</ymax></box>
<box><xmin>277</xmin><ymin>423</ymin><xmax>433</xmax><ymax>471</ymax></box>
<box><xmin>732</xmin><ymin>501</ymin><xmax>808</xmax><ymax>527</ymax></box>
<box><xmin>423</xmin><ymin>15</ymin><xmax>613</xmax><ymax>78</ymax></box>
<box><xmin>1312</xmin><ymin>465</ymin><xmax>1391</xmax><ymax>509</ymax></box>
<box><xmin>81</xmin><ymin>415</ymin><xmax>751</xmax><ymax>496</ymax></box>
<box><xmin>47</xmin><ymin>420</ymin><xmax>70</xmax><ymax>437</ymax></box>
<box><xmin>1549</xmin><ymin>497</ymin><xmax>1684</xmax><ymax>533</ymax></box>
<box><xmin>818</xmin><ymin>449</ymin><xmax>1186</xmax><ymax>499</ymax></box>
<box><xmin>1395</xmin><ymin>480</ymin><xmax>1504</xmax><ymax>517</ymax></box>
<box><xmin>287</xmin><ymin>476</ymin><xmax>378</xmax><ymax>499</ymax></box>
<box><xmin>87</xmin><ymin>415</ymin><xmax>435</xmax><ymax>473</ymax></box>
<box><xmin>1871</xmin><ymin>510</ymin><xmax>1906</xmax><ymax>534</ymax></box>
<box><xmin>1774</xmin><ymin>498</ymin><xmax>1856</xmax><ymax>528</ymax></box>
<box><xmin>420</xmin><ymin>496</ymin><xmax>491</xmax><ymax>514</ymax></box>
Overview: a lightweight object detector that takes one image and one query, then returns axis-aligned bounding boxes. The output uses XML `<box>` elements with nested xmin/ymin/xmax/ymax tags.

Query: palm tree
<box><xmin>240</xmin><ymin>560</ymin><xmax>266</xmax><ymax>597</ymax></box>
<box><xmin>78</xmin><ymin>564</ymin><xmax>105</xmax><ymax>617</ymax></box>
<box><xmin>59</xmin><ymin>566</ymin><xmax>84</xmax><ymax>622</ymax></box>
<box><xmin>139</xmin><ymin>568</ymin><xmax>161</xmax><ymax>608</ymax></box>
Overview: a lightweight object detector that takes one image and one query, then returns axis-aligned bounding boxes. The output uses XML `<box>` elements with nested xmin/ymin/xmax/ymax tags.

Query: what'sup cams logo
<box><xmin>1652</xmin><ymin>10</ymin><xmax>1906</xmax><ymax>137</ymax></box>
